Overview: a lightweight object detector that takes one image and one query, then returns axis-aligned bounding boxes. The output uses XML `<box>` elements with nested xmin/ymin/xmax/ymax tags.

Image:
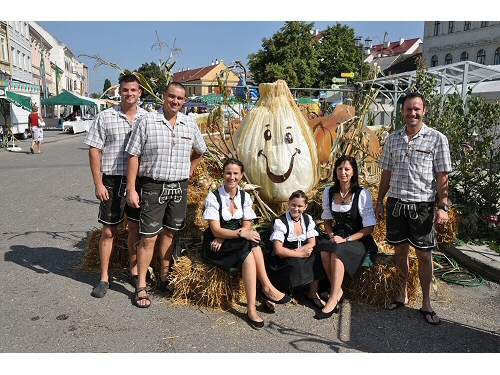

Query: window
<box><xmin>11</xmin><ymin>47</ymin><xmax>16</xmax><ymax>66</ymax></box>
<box><xmin>464</xmin><ymin>21</ymin><xmax>471</xmax><ymax>30</ymax></box>
<box><xmin>445</xmin><ymin>54</ymin><xmax>453</xmax><ymax>64</ymax></box>
<box><xmin>0</xmin><ymin>36</ymin><xmax>7</xmax><ymax>62</ymax></box>
<box><xmin>448</xmin><ymin>21</ymin><xmax>455</xmax><ymax>33</ymax></box>
<box><xmin>476</xmin><ymin>49</ymin><xmax>486</xmax><ymax>64</ymax></box>
<box><xmin>494</xmin><ymin>48</ymin><xmax>500</xmax><ymax>65</ymax></box>
<box><xmin>481</xmin><ymin>21</ymin><xmax>489</xmax><ymax>28</ymax></box>
<box><xmin>460</xmin><ymin>51</ymin><xmax>469</xmax><ymax>62</ymax></box>
<box><xmin>431</xmin><ymin>55</ymin><xmax>438</xmax><ymax>67</ymax></box>
<box><xmin>434</xmin><ymin>22</ymin><xmax>441</xmax><ymax>36</ymax></box>
<box><xmin>17</xmin><ymin>50</ymin><xmax>21</xmax><ymax>70</ymax></box>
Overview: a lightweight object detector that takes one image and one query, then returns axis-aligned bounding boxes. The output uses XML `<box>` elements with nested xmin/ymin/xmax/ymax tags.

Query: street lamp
<box><xmin>354</xmin><ymin>36</ymin><xmax>372</xmax><ymax>80</ymax></box>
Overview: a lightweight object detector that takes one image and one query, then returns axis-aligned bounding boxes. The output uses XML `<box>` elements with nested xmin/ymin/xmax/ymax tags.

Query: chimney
<box><xmin>384</xmin><ymin>41</ymin><xmax>390</xmax><ymax>48</ymax></box>
<box><xmin>211</xmin><ymin>60</ymin><xmax>214</xmax><ymax>65</ymax></box>
<box><xmin>215</xmin><ymin>59</ymin><xmax>219</xmax><ymax>64</ymax></box>
<box><xmin>399</xmin><ymin>38</ymin><xmax>404</xmax><ymax>45</ymax></box>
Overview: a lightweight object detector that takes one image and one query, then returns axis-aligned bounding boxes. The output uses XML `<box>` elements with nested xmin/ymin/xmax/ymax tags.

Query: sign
<box><xmin>0</xmin><ymin>87</ymin><xmax>5</xmax><ymax>96</ymax></box>
<box><xmin>319</xmin><ymin>91</ymin><xmax>326</xmax><ymax>98</ymax></box>
<box><xmin>331</xmin><ymin>77</ymin><xmax>347</xmax><ymax>84</ymax></box>
<box><xmin>341</xmin><ymin>72</ymin><xmax>355</xmax><ymax>78</ymax></box>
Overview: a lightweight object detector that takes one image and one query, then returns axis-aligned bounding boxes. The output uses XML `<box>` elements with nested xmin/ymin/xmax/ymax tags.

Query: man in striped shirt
<box><xmin>376</xmin><ymin>92</ymin><xmax>452</xmax><ymax>325</ymax></box>
<box><xmin>84</xmin><ymin>74</ymin><xmax>148</xmax><ymax>298</ymax></box>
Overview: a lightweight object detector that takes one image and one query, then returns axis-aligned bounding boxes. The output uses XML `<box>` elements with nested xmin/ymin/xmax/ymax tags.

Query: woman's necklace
<box><xmin>340</xmin><ymin>190</ymin><xmax>350</xmax><ymax>204</ymax></box>
<box><xmin>291</xmin><ymin>215</ymin><xmax>301</xmax><ymax>223</ymax></box>
<box><xmin>228</xmin><ymin>195</ymin><xmax>238</xmax><ymax>209</ymax></box>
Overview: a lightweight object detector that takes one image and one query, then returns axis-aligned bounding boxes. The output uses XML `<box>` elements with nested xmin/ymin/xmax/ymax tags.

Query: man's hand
<box><xmin>95</xmin><ymin>183</ymin><xmax>109</xmax><ymax>202</ymax></box>
<box><xmin>126</xmin><ymin>189</ymin><xmax>140</xmax><ymax>208</ymax></box>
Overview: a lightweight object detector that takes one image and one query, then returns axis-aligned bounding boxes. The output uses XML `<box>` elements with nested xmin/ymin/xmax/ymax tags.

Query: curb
<box><xmin>439</xmin><ymin>243</ymin><xmax>500</xmax><ymax>284</ymax></box>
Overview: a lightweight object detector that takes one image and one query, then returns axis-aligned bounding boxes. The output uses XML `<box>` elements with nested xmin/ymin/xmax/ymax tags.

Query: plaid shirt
<box><xmin>84</xmin><ymin>105</ymin><xmax>148</xmax><ymax>176</ymax></box>
<box><xmin>378</xmin><ymin>123</ymin><xmax>452</xmax><ymax>202</ymax></box>
<box><xmin>126</xmin><ymin>108</ymin><xmax>207</xmax><ymax>182</ymax></box>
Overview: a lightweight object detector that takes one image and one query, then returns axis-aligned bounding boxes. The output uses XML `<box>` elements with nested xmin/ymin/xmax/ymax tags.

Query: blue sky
<box><xmin>9</xmin><ymin>1</ymin><xmax>472</xmax><ymax>95</ymax></box>
<box><xmin>36</xmin><ymin>20</ymin><xmax>425</xmax><ymax>94</ymax></box>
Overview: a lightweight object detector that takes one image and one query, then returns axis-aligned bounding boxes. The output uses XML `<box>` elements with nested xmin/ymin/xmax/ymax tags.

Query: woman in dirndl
<box><xmin>201</xmin><ymin>158</ymin><xmax>292</xmax><ymax>330</ymax></box>
<box><xmin>315</xmin><ymin>155</ymin><xmax>378</xmax><ymax>320</ymax></box>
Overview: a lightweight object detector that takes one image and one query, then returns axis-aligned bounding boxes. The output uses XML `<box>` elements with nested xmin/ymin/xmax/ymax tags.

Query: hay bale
<box><xmin>342</xmin><ymin>252</ymin><xmax>421</xmax><ymax>308</ymax></box>
<box><xmin>169</xmin><ymin>250</ymin><xmax>245</xmax><ymax>310</ymax></box>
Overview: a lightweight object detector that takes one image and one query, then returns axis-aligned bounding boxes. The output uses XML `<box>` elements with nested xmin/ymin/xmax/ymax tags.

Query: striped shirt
<box><xmin>378</xmin><ymin>123</ymin><xmax>452</xmax><ymax>202</ymax></box>
<box><xmin>84</xmin><ymin>105</ymin><xmax>148</xmax><ymax>176</ymax></box>
<box><xmin>126</xmin><ymin>108</ymin><xmax>207</xmax><ymax>182</ymax></box>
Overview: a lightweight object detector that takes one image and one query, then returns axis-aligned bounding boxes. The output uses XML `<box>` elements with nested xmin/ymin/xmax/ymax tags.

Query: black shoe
<box><xmin>157</xmin><ymin>279</ymin><xmax>174</xmax><ymax>295</ymax></box>
<box><xmin>314</xmin><ymin>304</ymin><xmax>339</xmax><ymax>320</ymax></box>
<box><xmin>91</xmin><ymin>281</ymin><xmax>109</xmax><ymax>298</ymax></box>
<box><xmin>128</xmin><ymin>273</ymin><xmax>138</xmax><ymax>288</ymax></box>
<box><xmin>30</xmin><ymin>147</ymin><xmax>34</xmax><ymax>154</ymax></box>
<box><xmin>261</xmin><ymin>291</ymin><xmax>292</xmax><ymax>305</ymax></box>
<box><xmin>246</xmin><ymin>313</ymin><xmax>264</xmax><ymax>330</ymax></box>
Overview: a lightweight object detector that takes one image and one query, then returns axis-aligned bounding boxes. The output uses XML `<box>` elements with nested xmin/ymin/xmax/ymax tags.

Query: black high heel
<box><xmin>246</xmin><ymin>313</ymin><xmax>264</xmax><ymax>330</ymax></box>
<box><xmin>261</xmin><ymin>291</ymin><xmax>292</xmax><ymax>304</ymax></box>
<box><xmin>314</xmin><ymin>304</ymin><xmax>339</xmax><ymax>320</ymax></box>
<box><xmin>314</xmin><ymin>296</ymin><xmax>343</xmax><ymax>320</ymax></box>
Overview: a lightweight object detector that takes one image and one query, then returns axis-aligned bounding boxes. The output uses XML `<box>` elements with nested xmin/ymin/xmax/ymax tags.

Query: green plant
<box><xmin>411</xmin><ymin>62</ymin><xmax>500</xmax><ymax>243</ymax></box>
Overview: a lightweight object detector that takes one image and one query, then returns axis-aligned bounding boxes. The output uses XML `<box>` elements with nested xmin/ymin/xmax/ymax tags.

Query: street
<box><xmin>0</xmin><ymin>131</ymin><xmax>499</xmax><ymax>369</ymax></box>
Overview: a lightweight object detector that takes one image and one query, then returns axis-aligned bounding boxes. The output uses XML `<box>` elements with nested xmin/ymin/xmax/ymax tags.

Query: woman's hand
<box><xmin>330</xmin><ymin>235</ymin><xmax>346</xmax><ymax>243</ymax></box>
<box><xmin>210</xmin><ymin>238</ymin><xmax>225</xmax><ymax>252</ymax></box>
<box><xmin>240</xmin><ymin>230</ymin><xmax>261</xmax><ymax>243</ymax></box>
<box><xmin>298</xmin><ymin>245</ymin><xmax>314</xmax><ymax>258</ymax></box>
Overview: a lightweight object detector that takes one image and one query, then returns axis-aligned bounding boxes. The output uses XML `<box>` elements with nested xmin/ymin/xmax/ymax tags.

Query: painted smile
<box><xmin>257</xmin><ymin>148</ymin><xmax>301</xmax><ymax>183</ymax></box>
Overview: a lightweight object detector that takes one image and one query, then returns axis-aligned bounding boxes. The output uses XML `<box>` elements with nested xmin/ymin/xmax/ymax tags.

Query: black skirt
<box><xmin>317</xmin><ymin>238</ymin><xmax>368</xmax><ymax>278</ymax></box>
<box><xmin>201</xmin><ymin>228</ymin><xmax>253</xmax><ymax>273</ymax></box>
<box><xmin>266</xmin><ymin>247</ymin><xmax>325</xmax><ymax>292</ymax></box>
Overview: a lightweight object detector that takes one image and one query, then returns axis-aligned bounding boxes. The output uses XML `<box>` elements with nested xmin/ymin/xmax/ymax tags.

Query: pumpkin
<box><xmin>309</xmin><ymin>104</ymin><xmax>380</xmax><ymax>167</ymax></box>
<box><xmin>233</xmin><ymin>80</ymin><xmax>320</xmax><ymax>202</ymax></box>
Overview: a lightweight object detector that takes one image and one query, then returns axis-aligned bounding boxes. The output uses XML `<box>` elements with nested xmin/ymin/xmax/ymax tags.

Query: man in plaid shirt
<box><xmin>376</xmin><ymin>92</ymin><xmax>451</xmax><ymax>325</ymax></box>
<box><xmin>126</xmin><ymin>82</ymin><xmax>207</xmax><ymax>308</ymax></box>
<box><xmin>84</xmin><ymin>74</ymin><xmax>148</xmax><ymax>298</ymax></box>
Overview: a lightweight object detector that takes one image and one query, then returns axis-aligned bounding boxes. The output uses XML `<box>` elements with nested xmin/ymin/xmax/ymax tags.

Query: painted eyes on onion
<box><xmin>263</xmin><ymin>129</ymin><xmax>293</xmax><ymax>144</ymax></box>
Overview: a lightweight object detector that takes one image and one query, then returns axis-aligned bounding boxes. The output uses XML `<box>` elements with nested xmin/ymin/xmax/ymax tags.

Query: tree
<box><xmin>103</xmin><ymin>79</ymin><xmax>112</xmax><ymax>95</ymax></box>
<box><xmin>135</xmin><ymin>62</ymin><xmax>168</xmax><ymax>99</ymax></box>
<box><xmin>315</xmin><ymin>23</ymin><xmax>363</xmax><ymax>87</ymax></box>
<box><xmin>247</xmin><ymin>22</ymin><xmax>320</xmax><ymax>92</ymax></box>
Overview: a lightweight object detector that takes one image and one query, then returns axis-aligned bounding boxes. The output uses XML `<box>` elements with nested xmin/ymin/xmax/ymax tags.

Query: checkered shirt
<box><xmin>378</xmin><ymin>123</ymin><xmax>452</xmax><ymax>202</ymax></box>
<box><xmin>126</xmin><ymin>108</ymin><xmax>207</xmax><ymax>182</ymax></box>
<box><xmin>84</xmin><ymin>105</ymin><xmax>148</xmax><ymax>176</ymax></box>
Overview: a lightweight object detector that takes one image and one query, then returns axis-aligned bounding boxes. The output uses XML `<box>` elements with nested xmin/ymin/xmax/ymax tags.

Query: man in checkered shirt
<box><xmin>84</xmin><ymin>74</ymin><xmax>148</xmax><ymax>298</ymax></box>
<box><xmin>375</xmin><ymin>92</ymin><xmax>451</xmax><ymax>325</ymax></box>
<box><xmin>126</xmin><ymin>82</ymin><xmax>207</xmax><ymax>308</ymax></box>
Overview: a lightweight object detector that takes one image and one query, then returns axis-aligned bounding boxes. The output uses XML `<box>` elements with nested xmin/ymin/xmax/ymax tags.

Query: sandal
<box><xmin>135</xmin><ymin>286</ymin><xmax>151</xmax><ymax>308</ymax></box>
<box><xmin>261</xmin><ymin>300</ymin><xmax>276</xmax><ymax>313</ymax></box>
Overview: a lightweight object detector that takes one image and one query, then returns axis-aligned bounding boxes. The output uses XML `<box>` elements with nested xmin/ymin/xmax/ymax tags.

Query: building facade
<box><xmin>423</xmin><ymin>21</ymin><xmax>500</xmax><ymax>67</ymax></box>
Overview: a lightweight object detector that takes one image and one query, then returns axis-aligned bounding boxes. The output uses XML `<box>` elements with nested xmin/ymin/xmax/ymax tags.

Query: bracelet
<box><xmin>377</xmin><ymin>201</ymin><xmax>383</xmax><ymax>205</ymax></box>
<box><xmin>237</xmin><ymin>229</ymin><xmax>242</xmax><ymax>237</ymax></box>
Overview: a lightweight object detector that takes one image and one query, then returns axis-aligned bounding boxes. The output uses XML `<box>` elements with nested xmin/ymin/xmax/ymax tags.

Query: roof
<box><xmin>173</xmin><ymin>65</ymin><xmax>219</xmax><ymax>83</ymax></box>
<box><xmin>369</xmin><ymin>38</ymin><xmax>422</xmax><ymax>57</ymax></box>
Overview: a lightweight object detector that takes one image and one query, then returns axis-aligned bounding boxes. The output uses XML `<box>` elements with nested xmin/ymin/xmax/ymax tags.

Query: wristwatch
<box><xmin>438</xmin><ymin>204</ymin><xmax>450</xmax><ymax>212</ymax></box>
<box><xmin>347</xmin><ymin>236</ymin><xmax>352</xmax><ymax>242</ymax></box>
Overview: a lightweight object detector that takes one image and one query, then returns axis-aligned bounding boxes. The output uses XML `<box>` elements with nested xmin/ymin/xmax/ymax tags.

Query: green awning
<box><xmin>4</xmin><ymin>91</ymin><xmax>33</xmax><ymax>111</ymax></box>
<box><xmin>41</xmin><ymin>90</ymin><xmax>96</xmax><ymax>106</ymax></box>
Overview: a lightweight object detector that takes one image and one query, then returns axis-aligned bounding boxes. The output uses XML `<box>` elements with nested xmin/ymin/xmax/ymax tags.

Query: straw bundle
<box><xmin>168</xmin><ymin>250</ymin><xmax>245</xmax><ymax>310</ymax></box>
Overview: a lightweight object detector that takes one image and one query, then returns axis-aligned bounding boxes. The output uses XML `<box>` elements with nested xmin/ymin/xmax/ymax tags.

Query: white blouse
<box><xmin>321</xmin><ymin>187</ymin><xmax>376</xmax><ymax>227</ymax></box>
<box><xmin>270</xmin><ymin>211</ymin><xmax>319</xmax><ymax>245</ymax></box>
<box><xmin>203</xmin><ymin>184</ymin><xmax>257</xmax><ymax>222</ymax></box>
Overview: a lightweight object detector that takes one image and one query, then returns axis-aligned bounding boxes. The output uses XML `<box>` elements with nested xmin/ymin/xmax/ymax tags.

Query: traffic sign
<box><xmin>319</xmin><ymin>91</ymin><xmax>326</xmax><ymax>98</ymax></box>
<box><xmin>341</xmin><ymin>72</ymin><xmax>354</xmax><ymax>78</ymax></box>
<box><xmin>331</xmin><ymin>77</ymin><xmax>347</xmax><ymax>84</ymax></box>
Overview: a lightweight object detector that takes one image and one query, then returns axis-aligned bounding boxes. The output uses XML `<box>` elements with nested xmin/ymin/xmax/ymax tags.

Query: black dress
<box><xmin>200</xmin><ymin>189</ymin><xmax>257</xmax><ymax>273</ymax></box>
<box><xmin>265</xmin><ymin>213</ymin><xmax>325</xmax><ymax>292</ymax></box>
<box><xmin>317</xmin><ymin>187</ymin><xmax>378</xmax><ymax>278</ymax></box>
